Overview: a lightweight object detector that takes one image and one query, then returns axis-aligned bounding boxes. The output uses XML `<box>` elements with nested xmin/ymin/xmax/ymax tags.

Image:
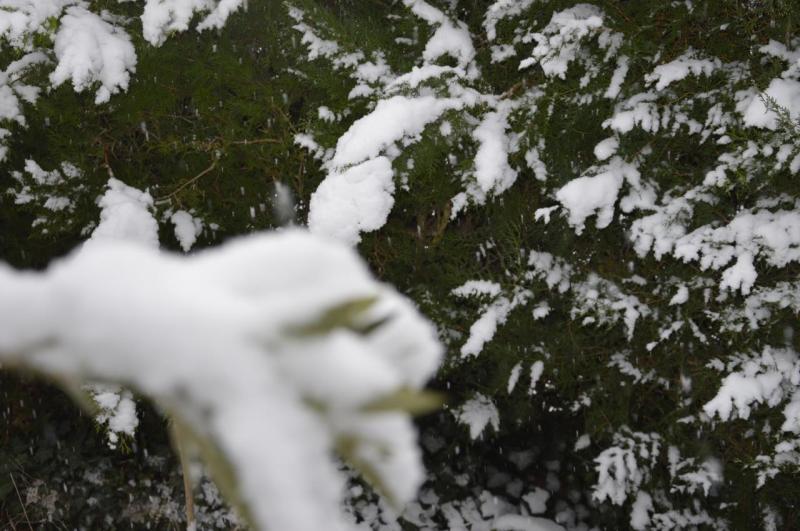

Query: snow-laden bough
<box><xmin>0</xmin><ymin>229</ymin><xmax>443</xmax><ymax>531</ymax></box>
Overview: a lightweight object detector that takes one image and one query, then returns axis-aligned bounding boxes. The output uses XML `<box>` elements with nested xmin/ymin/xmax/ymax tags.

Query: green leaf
<box><xmin>285</xmin><ymin>296</ymin><xmax>384</xmax><ymax>337</ymax></box>
<box><xmin>361</xmin><ymin>388</ymin><xmax>445</xmax><ymax>416</ymax></box>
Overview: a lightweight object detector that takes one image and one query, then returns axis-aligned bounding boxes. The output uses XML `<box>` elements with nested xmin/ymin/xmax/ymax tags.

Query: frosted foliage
<box><xmin>452</xmin><ymin>279</ymin><xmax>530</xmax><ymax>358</ymax></box>
<box><xmin>644</xmin><ymin>50</ymin><xmax>720</xmax><ymax>91</ymax></box>
<box><xmin>84</xmin><ymin>383</ymin><xmax>139</xmax><ymax>449</ymax></box>
<box><xmin>483</xmin><ymin>0</ymin><xmax>535</xmax><ymax>41</ymax></box>
<box><xmin>276</xmin><ymin>1</ymin><xmax>800</xmax><ymax>528</ymax></box>
<box><xmin>454</xmin><ymin>393</ymin><xmax>500</xmax><ymax>439</ymax></box>
<box><xmin>593</xmin><ymin>430</ymin><xmax>660</xmax><ymax>505</ymax></box>
<box><xmin>8</xmin><ymin>159</ymin><xmax>82</xmax><ymax>221</ymax></box>
<box><xmin>0</xmin><ymin>52</ymin><xmax>47</xmax><ymax>159</ymax></box>
<box><xmin>50</xmin><ymin>7</ymin><xmax>137</xmax><ymax>104</ymax></box>
<box><xmin>0</xmin><ymin>0</ymin><xmax>245</xmax><ymax>164</ymax></box>
<box><xmin>519</xmin><ymin>4</ymin><xmax>607</xmax><ymax>77</ymax></box>
<box><xmin>0</xmin><ymin>0</ymin><xmax>70</xmax><ymax>47</ymax></box>
<box><xmin>141</xmin><ymin>0</ymin><xmax>247</xmax><ymax>46</ymax></box>
<box><xmin>555</xmin><ymin>157</ymin><xmax>641</xmax><ymax>233</ymax></box>
<box><xmin>704</xmin><ymin>346</ymin><xmax>800</xmax><ymax>423</ymax></box>
<box><xmin>0</xmin><ymin>230</ymin><xmax>442</xmax><ymax>531</ymax></box>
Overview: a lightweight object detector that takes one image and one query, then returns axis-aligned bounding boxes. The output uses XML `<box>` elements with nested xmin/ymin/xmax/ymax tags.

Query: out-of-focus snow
<box><xmin>0</xmin><ymin>229</ymin><xmax>442</xmax><ymax>531</ymax></box>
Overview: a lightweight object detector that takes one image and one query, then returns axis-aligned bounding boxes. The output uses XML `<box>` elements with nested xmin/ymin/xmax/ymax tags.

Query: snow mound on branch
<box><xmin>423</xmin><ymin>20</ymin><xmax>475</xmax><ymax>69</ymax></box>
<box><xmin>0</xmin><ymin>0</ymin><xmax>69</xmax><ymax>47</ymax></box>
<box><xmin>141</xmin><ymin>0</ymin><xmax>247</xmax><ymax>46</ymax></box>
<box><xmin>741</xmin><ymin>78</ymin><xmax>800</xmax><ymax>130</ymax></box>
<box><xmin>555</xmin><ymin>157</ymin><xmax>641</xmax><ymax>233</ymax></box>
<box><xmin>50</xmin><ymin>7</ymin><xmax>137</xmax><ymax>104</ymax></box>
<box><xmin>171</xmin><ymin>210</ymin><xmax>203</xmax><ymax>252</ymax></box>
<box><xmin>308</xmin><ymin>157</ymin><xmax>395</xmax><ymax>245</ymax></box>
<box><xmin>0</xmin><ymin>229</ymin><xmax>442</xmax><ymax>531</ymax></box>
<box><xmin>331</xmin><ymin>95</ymin><xmax>460</xmax><ymax>168</ymax></box>
<box><xmin>644</xmin><ymin>50</ymin><xmax>720</xmax><ymax>91</ymax></box>
<box><xmin>310</xmin><ymin>95</ymin><xmax>463</xmax><ymax>245</ymax></box>
<box><xmin>472</xmin><ymin>109</ymin><xmax>517</xmax><ymax>196</ymax></box>
<box><xmin>520</xmin><ymin>4</ymin><xmax>605</xmax><ymax>78</ymax></box>
<box><xmin>87</xmin><ymin>178</ymin><xmax>159</xmax><ymax>248</ymax></box>
<box><xmin>454</xmin><ymin>393</ymin><xmax>499</xmax><ymax>439</ymax></box>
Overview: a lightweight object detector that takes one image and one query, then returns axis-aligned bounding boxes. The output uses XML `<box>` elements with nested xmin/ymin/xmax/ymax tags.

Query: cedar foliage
<box><xmin>2</xmin><ymin>0</ymin><xmax>800</xmax><ymax>529</ymax></box>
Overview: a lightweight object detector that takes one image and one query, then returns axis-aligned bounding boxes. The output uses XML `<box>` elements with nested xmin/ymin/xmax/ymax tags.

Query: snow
<box><xmin>460</xmin><ymin>303</ymin><xmax>510</xmax><ymax>357</ymax></box>
<box><xmin>454</xmin><ymin>394</ymin><xmax>499</xmax><ymax>439</ymax></box>
<box><xmin>453</xmin><ymin>283</ymin><xmax>530</xmax><ymax>358</ymax></box>
<box><xmin>423</xmin><ymin>21</ymin><xmax>475</xmax><ymax>69</ymax></box>
<box><xmin>593</xmin><ymin>136</ymin><xmax>618</xmax><ymax>161</ymax></box>
<box><xmin>741</xmin><ymin>78</ymin><xmax>800</xmax><ymax>130</ymax></box>
<box><xmin>630</xmin><ymin>491</ymin><xmax>653</xmax><ymax>530</ymax></box>
<box><xmin>522</xmin><ymin>487</ymin><xmax>549</xmax><ymax>514</ymax></box>
<box><xmin>719</xmin><ymin>252</ymin><xmax>758</xmax><ymax>294</ymax></box>
<box><xmin>669</xmin><ymin>285</ymin><xmax>689</xmax><ymax>305</ymax></box>
<box><xmin>703</xmin><ymin>346</ymin><xmax>798</xmax><ymax>422</ymax></box>
<box><xmin>555</xmin><ymin>157</ymin><xmax>640</xmax><ymax>233</ymax></box>
<box><xmin>644</xmin><ymin>50</ymin><xmax>720</xmax><ymax>91</ymax></box>
<box><xmin>520</xmin><ymin>5</ymin><xmax>606</xmax><ymax>78</ymax></box>
<box><xmin>84</xmin><ymin>383</ymin><xmax>138</xmax><ymax>449</ymax></box>
<box><xmin>604</xmin><ymin>55</ymin><xmax>629</xmax><ymax>99</ymax></box>
<box><xmin>308</xmin><ymin>156</ymin><xmax>395</xmax><ymax>245</ymax></box>
<box><xmin>493</xmin><ymin>514</ymin><xmax>564</xmax><ymax>531</ymax></box>
<box><xmin>402</xmin><ymin>0</ymin><xmax>446</xmax><ymax>25</ymax></box>
<box><xmin>330</xmin><ymin>95</ymin><xmax>460</xmax><ymax>168</ymax></box>
<box><xmin>170</xmin><ymin>210</ymin><xmax>203</xmax><ymax>252</ymax></box>
<box><xmin>50</xmin><ymin>7</ymin><xmax>137</xmax><ymax>104</ymax></box>
<box><xmin>507</xmin><ymin>363</ymin><xmax>522</xmax><ymax>393</ymax></box>
<box><xmin>0</xmin><ymin>0</ymin><xmax>69</xmax><ymax>47</ymax></box>
<box><xmin>141</xmin><ymin>0</ymin><xmax>247</xmax><ymax>46</ymax></box>
<box><xmin>87</xmin><ymin>178</ymin><xmax>159</xmax><ymax>249</ymax></box>
<box><xmin>0</xmin><ymin>229</ymin><xmax>442</xmax><ymax>531</ymax></box>
<box><xmin>472</xmin><ymin>109</ymin><xmax>518</xmax><ymax>196</ymax></box>
<box><xmin>529</xmin><ymin>361</ymin><xmax>544</xmax><ymax>393</ymax></box>
<box><xmin>593</xmin><ymin>430</ymin><xmax>660</xmax><ymax>506</ymax></box>
<box><xmin>574</xmin><ymin>434</ymin><xmax>591</xmax><ymax>451</ymax></box>
<box><xmin>483</xmin><ymin>0</ymin><xmax>534</xmax><ymax>41</ymax></box>
<box><xmin>453</xmin><ymin>280</ymin><xmax>501</xmax><ymax>299</ymax></box>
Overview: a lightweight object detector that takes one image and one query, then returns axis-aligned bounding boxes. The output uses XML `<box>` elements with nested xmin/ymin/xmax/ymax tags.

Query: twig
<box><xmin>229</xmin><ymin>137</ymin><xmax>281</xmax><ymax>146</ymax></box>
<box><xmin>9</xmin><ymin>473</ymin><xmax>32</xmax><ymax>531</ymax></box>
<box><xmin>170</xmin><ymin>423</ymin><xmax>196</xmax><ymax>531</ymax></box>
<box><xmin>157</xmin><ymin>159</ymin><xmax>218</xmax><ymax>202</ymax></box>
